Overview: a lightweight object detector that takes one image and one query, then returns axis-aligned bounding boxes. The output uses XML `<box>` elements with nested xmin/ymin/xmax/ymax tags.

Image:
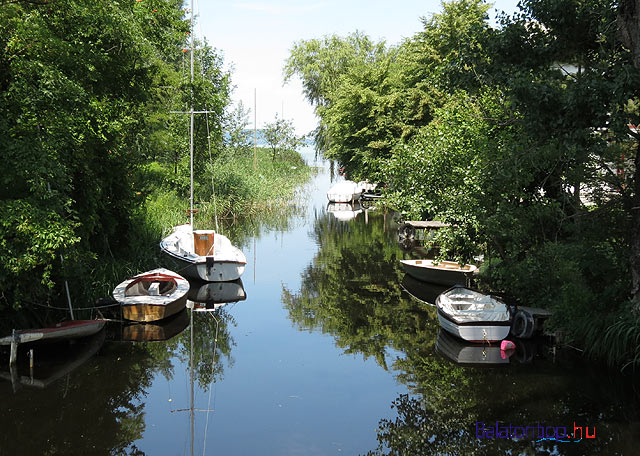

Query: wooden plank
<box><xmin>194</xmin><ymin>232</ymin><xmax>214</xmax><ymax>256</ymax></box>
<box><xmin>518</xmin><ymin>306</ymin><xmax>552</xmax><ymax>318</ymax></box>
<box><xmin>404</xmin><ymin>221</ymin><xmax>450</xmax><ymax>229</ymax></box>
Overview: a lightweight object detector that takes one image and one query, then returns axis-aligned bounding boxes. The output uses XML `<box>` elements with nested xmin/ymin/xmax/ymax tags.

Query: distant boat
<box><xmin>160</xmin><ymin>224</ymin><xmax>246</xmax><ymax>282</ymax></box>
<box><xmin>399</xmin><ymin>259</ymin><xmax>477</xmax><ymax>286</ymax></box>
<box><xmin>0</xmin><ymin>319</ymin><xmax>106</xmax><ymax>346</ymax></box>
<box><xmin>435</xmin><ymin>329</ymin><xmax>512</xmax><ymax>366</ymax></box>
<box><xmin>435</xmin><ymin>286</ymin><xmax>512</xmax><ymax>343</ymax></box>
<box><xmin>112</xmin><ymin>268</ymin><xmax>190</xmax><ymax>322</ymax></box>
<box><xmin>327</xmin><ymin>180</ymin><xmax>362</xmax><ymax>203</ymax></box>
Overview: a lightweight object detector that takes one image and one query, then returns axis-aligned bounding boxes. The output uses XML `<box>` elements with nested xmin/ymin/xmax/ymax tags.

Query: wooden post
<box><xmin>9</xmin><ymin>329</ymin><xmax>19</xmax><ymax>366</ymax></box>
<box><xmin>253</xmin><ymin>88</ymin><xmax>257</xmax><ymax>171</ymax></box>
<box><xmin>9</xmin><ymin>363</ymin><xmax>18</xmax><ymax>393</ymax></box>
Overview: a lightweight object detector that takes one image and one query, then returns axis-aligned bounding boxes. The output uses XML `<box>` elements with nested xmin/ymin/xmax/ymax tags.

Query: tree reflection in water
<box><xmin>284</xmin><ymin>208</ymin><xmax>640</xmax><ymax>456</ymax></box>
<box><xmin>0</xmin><ymin>301</ymin><xmax>237</xmax><ymax>455</ymax></box>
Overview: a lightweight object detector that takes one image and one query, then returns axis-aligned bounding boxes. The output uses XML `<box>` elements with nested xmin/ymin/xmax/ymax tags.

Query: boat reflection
<box><xmin>0</xmin><ymin>329</ymin><xmax>105</xmax><ymax>391</ymax></box>
<box><xmin>401</xmin><ymin>274</ymin><xmax>448</xmax><ymax>306</ymax></box>
<box><xmin>327</xmin><ymin>202</ymin><xmax>363</xmax><ymax>221</ymax></box>
<box><xmin>187</xmin><ymin>278</ymin><xmax>246</xmax><ymax>312</ymax></box>
<box><xmin>435</xmin><ymin>329</ymin><xmax>513</xmax><ymax>367</ymax></box>
<box><xmin>119</xmin><ymin>308</ymin><xmax>190</xmax><ymax>342</ymax></box>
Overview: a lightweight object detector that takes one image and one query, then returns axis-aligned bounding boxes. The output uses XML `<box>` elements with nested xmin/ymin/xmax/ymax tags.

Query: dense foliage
<box><xmin>0</xmin><ymin>0</ymin><xmax>310</xmax><ymax>312</ymax></box>
<box><xmin>285</xmin><ymin>0</ymin><xmax>640</xmax><ymax>366</ymax></box>
<box><xmin>283</xmin><ymin>209</ymin><xmax>638</xmax><ymax>455</ymax></box>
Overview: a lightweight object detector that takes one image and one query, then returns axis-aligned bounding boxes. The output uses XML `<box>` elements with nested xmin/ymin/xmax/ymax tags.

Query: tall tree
<box><xmin>617</xmin><ymin>0</ymin><xmax>640</xmax><ymax>307</ymax></box>
<box><xmin>0</xmin><ymin>0</ymin><xmax>190</xmax><ymax>306</ymax></box>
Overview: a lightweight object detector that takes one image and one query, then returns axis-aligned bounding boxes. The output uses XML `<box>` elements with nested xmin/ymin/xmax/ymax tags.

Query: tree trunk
<box><xmin>618</xmin><ymin>0</ymin><xmax>640</xmax><ymax>69</ymax></box>
<box><xmin>618</xmin><ymin>0</ymin><xmax>640</xmax><ymax>309</ymax></box>
<box><xmin>632</xmin><ymin>141</ymin><xmax>640</xmax><ymax>308</ymax></box>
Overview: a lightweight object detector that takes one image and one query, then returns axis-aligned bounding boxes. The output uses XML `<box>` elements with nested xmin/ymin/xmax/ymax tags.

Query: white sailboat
<box><xmin>160</xmin><ymin>3</ymin><xmax>246</xmax><ymax>282</ymax></box>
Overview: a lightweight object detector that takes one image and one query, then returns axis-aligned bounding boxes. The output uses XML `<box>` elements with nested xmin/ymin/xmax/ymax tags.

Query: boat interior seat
<box><xmin>148</xmin><ymin>282</ymin><xmax>161</xmax><ymax>296</ymax></box>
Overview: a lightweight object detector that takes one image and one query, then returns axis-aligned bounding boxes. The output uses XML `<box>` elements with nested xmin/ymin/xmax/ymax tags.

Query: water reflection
<box><xmin>0</xmin><ymin>338</ymin><xmax>157</xmax><ymax>454</ymax></box>
<box><xmin>187</xmin><ymin>278</ymin><xmax>246</xmax><ymax>309</ymax></box>
<box><xmin>118</xmin><ymin>308</ymin><xmax>190</xmax><ymax>342</ymax></box>
<box><xmin>0</xmin><ymin>289</ymin><xmax>238</xmax><ymax>455</ymax></box>
<box><xmin>0</xmin><ymin>329</ymin><xmax>105</xmax><ymax>390</ymax></box>
<box><xmin>282</xmin><ymin>209</ymin><xmax>429</xmax><ymax>366</ymax></box>
<box><xmin>285</xmin><ymin>204</ymin><xmax>640</xmax><ymax>456</ymax></box>
<box><xmin>327</xmin><ymin>201</ymin><xmax>364</xmax><ymax>221</ymax></box>
<box><xmin>400</xmin><ymin>274</ymin><xmax>447</xmax><ymax>306</ymax></box>
<box><xmin>435</xmin><ymin>329</ymin><xmax>512</xmax><ymax>367</ymax></box>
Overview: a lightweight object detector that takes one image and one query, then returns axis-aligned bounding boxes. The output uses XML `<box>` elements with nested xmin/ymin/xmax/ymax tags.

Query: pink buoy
<box><xmin>500</xmin><ymin>340</ymin><xmax>516</xmax><ymax>351</ymax></box>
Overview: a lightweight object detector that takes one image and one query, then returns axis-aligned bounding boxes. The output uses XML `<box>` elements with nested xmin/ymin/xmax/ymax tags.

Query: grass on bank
<box><xmin>68</xmin><ymin>147</ymin><xmax>313</xmax><ymax>310</ymax></box>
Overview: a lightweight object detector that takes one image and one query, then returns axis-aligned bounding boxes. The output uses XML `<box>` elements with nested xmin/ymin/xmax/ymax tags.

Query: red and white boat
<box><xmin>113</xmin><ymin>268</ymin><xmax>190</xmax><ymax>322</ymax></box>
<box><xmin>0</xmin><ymin>319</ymin><xmax>106</xmax><ymax>346</ymax></box>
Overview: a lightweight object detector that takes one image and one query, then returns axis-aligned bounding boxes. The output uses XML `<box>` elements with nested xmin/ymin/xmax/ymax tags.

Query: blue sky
<box><xmin>196</xmin><ymin>0</ymin><xmax>520</xmax><ymax>134</ymax></box>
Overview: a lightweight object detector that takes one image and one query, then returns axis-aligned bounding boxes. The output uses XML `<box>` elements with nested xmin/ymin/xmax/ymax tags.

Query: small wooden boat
<box><xmin>112</xmin><ymin>268</ymin><xmax>190</xmax><ymax>322</ymax></box>
<box><xmin>326</xmin><ymin>180</ymin><xmax>362</xmax><ymax>203</ymax></box>
<box><xmin>0</xmin><ymin>319</ymin><xmax>106</xmax><ymax>346</ymax></box>
<box><xmin>399</xmin><ymin>259</ymin><xmax>477</xmax><ymax>286</ymax></box>
<box><xmin>435</xmin><ymin>286</ymin><xmax>512</xmax><ymax>343</ymax></box>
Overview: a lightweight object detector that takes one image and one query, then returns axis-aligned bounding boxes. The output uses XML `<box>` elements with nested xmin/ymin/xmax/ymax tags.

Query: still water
<box><xmin>1</xmin><ymin>147</ymin><xmax>638</xmax><ymax>455</ymax></box>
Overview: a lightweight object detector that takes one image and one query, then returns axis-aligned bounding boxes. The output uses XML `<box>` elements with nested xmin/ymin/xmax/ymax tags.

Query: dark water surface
<box><xmin>1</xmin><ymin>147</ymin><xmax>639</xmax><ymax>455</ymax></box>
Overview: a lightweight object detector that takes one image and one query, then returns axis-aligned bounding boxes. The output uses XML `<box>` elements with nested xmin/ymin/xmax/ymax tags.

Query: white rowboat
<box><xmin>400</xmin><ymin>259</ymin><xmax>477</xmax><ymax>286</ymax></box>
<box><xmin>435</xmin><ymin>286</ymin><xmax>512</xmax><ymax>343</ymax></box>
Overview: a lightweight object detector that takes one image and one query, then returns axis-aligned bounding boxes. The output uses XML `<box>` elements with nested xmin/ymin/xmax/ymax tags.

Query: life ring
<box><xmin>511</xmin><ymin>310</ymin><xmax>534</xmax><ymax>339</ymax></box>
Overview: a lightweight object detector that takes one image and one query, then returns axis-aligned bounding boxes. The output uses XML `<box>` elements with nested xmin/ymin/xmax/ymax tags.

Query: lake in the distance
<box><xmin>0</xmin><ymin>145</ymin><xmax>638</xmax><ymax>455</ymax></box>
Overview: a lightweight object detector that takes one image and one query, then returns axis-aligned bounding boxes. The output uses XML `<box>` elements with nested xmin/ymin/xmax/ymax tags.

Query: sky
<box><xmin>195</xmin><ymin>0</ymin><xmax>520</xmax><ymax>135</ymax></box>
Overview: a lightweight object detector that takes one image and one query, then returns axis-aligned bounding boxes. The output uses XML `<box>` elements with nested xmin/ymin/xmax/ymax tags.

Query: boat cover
<box><xmin>438</xmin><ymin>288</ymin><xmax>510</xmax><ymax>323</ymax></box>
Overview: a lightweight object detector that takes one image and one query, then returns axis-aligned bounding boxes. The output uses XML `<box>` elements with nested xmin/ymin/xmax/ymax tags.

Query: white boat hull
<box><xmin>160</xmin><ymin>224</ymin><xmax>246</xmax><ymax>282</ymax></box>
<box><xmin>400</xmin><ymin>259</ymin><xmax>477</xmax><ymax>286</ymax></box>
<box><xmin>163</xmin><ymin>253</ymin><xmax>246</xmax><ymax>282</ymax></box>
<box><xmin>435</xmin><ymin>286</ymin><xmax>512</xmax><ymax>343</ymax></box>
<box><xmin>327</xmin><ymin>180</ymin><xmax>362</xmax><ymax>203</ymax></box>
<box><xmin>437</xmin><ymin>308</ymin><xmax>511</xmax><ymax>342</ymax></box>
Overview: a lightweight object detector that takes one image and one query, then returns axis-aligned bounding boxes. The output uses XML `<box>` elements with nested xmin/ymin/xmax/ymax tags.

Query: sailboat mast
<box><xmin>189</xmin><ymin>0</ymin><xmax>195</xmax><ymax>228</ymax></box>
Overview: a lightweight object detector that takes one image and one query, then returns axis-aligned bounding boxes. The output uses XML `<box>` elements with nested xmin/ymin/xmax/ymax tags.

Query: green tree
<box><xmin>0</xmin><ymin>0</ymin><xmax>192</xmax><ymax>306</ymax></box>
<box><xmin>223</xmin><ymin>100</ymin><xmax>253</xmax><ymax>157</ymax></box>
<box><xmin>262</xmin><ymin>114</ymin><xmax>302</xmax><ymax>161</ymax></box>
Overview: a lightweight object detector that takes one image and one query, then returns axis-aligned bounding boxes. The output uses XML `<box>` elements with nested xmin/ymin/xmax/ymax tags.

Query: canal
<box><xmin>0</xmin><ymin>146</ymin><xmax>638</xmax><ymax>455</ymax></box>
